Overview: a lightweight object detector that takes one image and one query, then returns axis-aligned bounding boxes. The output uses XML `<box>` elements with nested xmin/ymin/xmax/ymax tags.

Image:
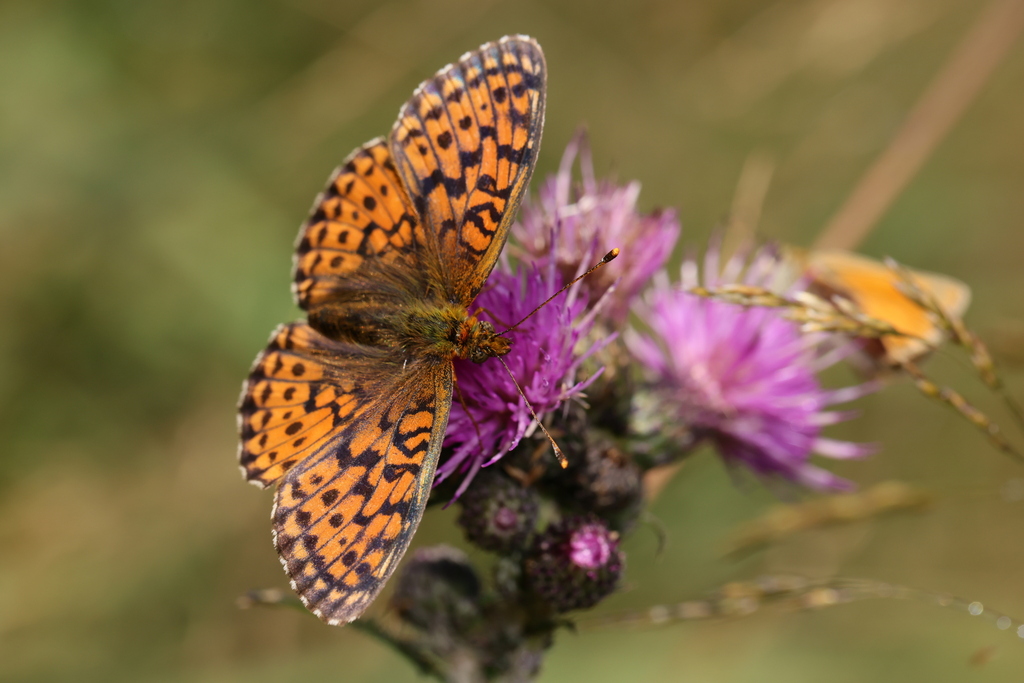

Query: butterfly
<box><xmin>803</xmin><ymin>248</ymin><xmax>971</xmax><ymax>368</ymax></box>
<box><xmin>237</xmin><ymin>36</ymin><xmax>546</xmax><ymax>625</ymax></box>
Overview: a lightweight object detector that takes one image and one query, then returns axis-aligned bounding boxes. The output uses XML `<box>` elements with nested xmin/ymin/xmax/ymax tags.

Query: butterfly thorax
<box><xmin>309</xmin><ymin>296</ymin><xmax>510</xmax><ymax>364</ymax></box>
<box><xmin>396</xmin><ymin>301</ymin><xmax>510</xmax><ymax>363</ymax></box>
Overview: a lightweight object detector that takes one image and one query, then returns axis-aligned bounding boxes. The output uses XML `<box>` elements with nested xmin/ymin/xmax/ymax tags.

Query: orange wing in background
<box><xmin>806</xmin><ymin>249</ymin><xmax>971</xmax><ymax>365</ymax></box>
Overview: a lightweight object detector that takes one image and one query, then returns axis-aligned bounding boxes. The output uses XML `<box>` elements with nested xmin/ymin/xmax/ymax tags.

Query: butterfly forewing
<box><xmin>807</xmin><ymin>249</ymin><xmax>971</xmax><ymax>365</ymax></box>
<box><xmin>389</xmin><ymin>35</ymin><xmax>546</xmax><ymax>304</ymax></box>
<box><xmin>273</xmin><ymin>357</ymin><xmax>452</xmax><ymax>624</ymax></box>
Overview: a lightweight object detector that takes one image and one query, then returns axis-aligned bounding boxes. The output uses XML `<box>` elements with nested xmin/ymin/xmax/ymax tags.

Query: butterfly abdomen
<box><xmin>394</xmin><ymin>302</ymin><xmax>472</xmax><ymax>358</ymax></box>
<box><xmin>307</xmin><ymin>297</ymin><xmax>404</xmax><ymax>347</ymax></box>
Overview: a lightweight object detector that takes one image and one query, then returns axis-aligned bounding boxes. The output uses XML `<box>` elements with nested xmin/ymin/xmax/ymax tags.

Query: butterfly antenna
<box><xmin>498</xmin><ymin>248</ymin><xmax>619</xmax><ymax>336</ymax></box>
<box><xmin>489</xmin><ymin>249</ymin><xmax>619</xmax><ymax>469</ymax></box>
<box><xmin>496</xmin><ymin>356</ymin><xmax>568</xmax><ymax>469</ymax></box>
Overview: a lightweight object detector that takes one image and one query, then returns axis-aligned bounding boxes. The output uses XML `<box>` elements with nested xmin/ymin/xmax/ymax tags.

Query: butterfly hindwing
<box><xmin>389</xmin><ymin>35</ymin><xmax>546</xmax><ymax>304</ymax></box>
<box><xmin>293</xmin><ymin>139</ymin><xmax>425</xmax><ymax>311</ymax></box>
<box><xmin>239</xmin><ymin>322</ymin><xmax>394</xmax><ymax>488</ymax></box>
<box><xmin>240</xmin><ymin>321</ymin><xmax>453</xmax><ymax>624</ymax></box>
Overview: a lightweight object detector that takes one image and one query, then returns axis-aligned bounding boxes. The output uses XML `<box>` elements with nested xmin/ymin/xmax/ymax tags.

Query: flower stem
<box><xmin>814</xmin><ymin>0</ymin><xmax>1024</xmax><ymax>251</ymax></box>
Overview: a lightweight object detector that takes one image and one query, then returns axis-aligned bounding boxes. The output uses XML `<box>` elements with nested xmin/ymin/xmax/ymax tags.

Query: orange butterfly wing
<box><xmin>807</xmin><ymin>249</ymin><xmax>971</xmax><ymax>365</ymax></box>
<box><xmin>239</xmin><ymin>322</ymin><xmax>450</xmax><ymax>623</ymax></box>
<box><xmin>239</xmin><ymin>36</ymin><xmax>546</xmax><ymax>626</ymax></box>
<box><xmin>292</xmin><ymin>139</ymin><xmax>424</xmax><ymax>311</ymax></box>
<box><xmin>390</xmin><ymin>35</ymin><xmax>546</xmax><ymax>304</ymax></box>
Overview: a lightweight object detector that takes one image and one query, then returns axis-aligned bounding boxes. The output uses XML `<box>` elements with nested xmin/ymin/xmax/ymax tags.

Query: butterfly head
<box><xmin>459</xmin><ymin>317</ymin><xmax>511</xmax><ymax>364</ymax></box>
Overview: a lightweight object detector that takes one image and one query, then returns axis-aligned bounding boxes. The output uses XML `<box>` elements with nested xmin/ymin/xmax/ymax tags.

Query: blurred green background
<box><xmin>3</xmin><ymin>0</ymin><xmax>1024</xmax><ymax>680</ymax></box>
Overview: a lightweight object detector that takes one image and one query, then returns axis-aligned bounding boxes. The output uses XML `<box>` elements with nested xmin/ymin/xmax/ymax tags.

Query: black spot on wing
<box><xmin>384</xmin><ymin>462</ymin><xmax>422</xmax><ymax>482</ymax></box>
<box><xmin>420</xmin><ymin>168</ymin><xmax>468</xmax><ymax>199</ymax></box>
<box><xmin>459</xmin><ymin>147</ymin><xmax>482</xmax><ymax>167</ymax></box>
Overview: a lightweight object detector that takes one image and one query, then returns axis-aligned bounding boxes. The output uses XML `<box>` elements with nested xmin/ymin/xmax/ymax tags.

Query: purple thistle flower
<box><xmin>512</xmin><ymin>130</ymin><xmax>680</xmax><ymax>323</ymax></box>
<box><xmin>439</xmin><ymin>260</ymin><xmax>613</xmax><ymax>497</ymax></box>
<box><xmin>627</xmin><ymin>240</ymin><xmax>876</xmax><ymax>490</ymax></box>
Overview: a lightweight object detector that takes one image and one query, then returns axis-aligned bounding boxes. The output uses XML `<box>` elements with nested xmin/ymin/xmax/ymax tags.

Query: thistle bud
<box><xmin>524</xmin><ymin>516</ymin><xmax>624</xmax><ymax>613</ymax></box>
<box><xmin>457</xmin><ymin>470</ymin><xmax>540</xmax><ymax>553</ymax></box>
<box><xmin>389</xmin><ymin>545</ymin><xmax>481</xmax><ymax>633</ymax></box>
